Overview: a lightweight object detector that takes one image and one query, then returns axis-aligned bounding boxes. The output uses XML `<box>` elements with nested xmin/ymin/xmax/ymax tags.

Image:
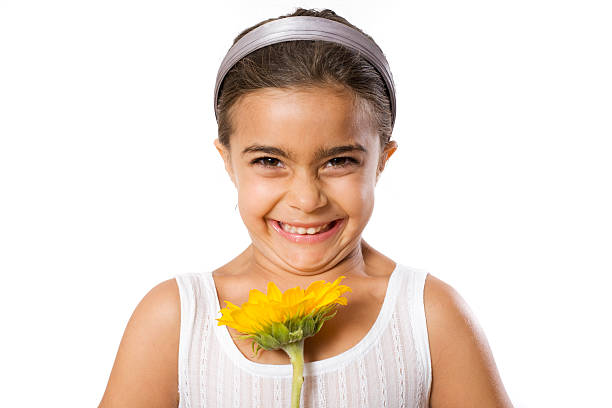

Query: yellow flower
<box><xmin>217</xmin><ymin>276</ymin><xmax>352</xmax><ymax>408</ymax></box>
<box><xmin>217</xmin><ymin>276</ymin><xmax>352</xmax><ymax>354</ymax></box>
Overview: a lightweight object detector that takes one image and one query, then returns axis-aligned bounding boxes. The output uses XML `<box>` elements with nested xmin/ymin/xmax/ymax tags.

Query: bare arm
<box><xmin>98</xmin><ymin>278</ymin><xmax>181</xmax><ymax>408</ymax></box>
<box><xmin>424</xmin><ymin>274</ymin><xmax>514</xmax><ymax>408</ymax></box>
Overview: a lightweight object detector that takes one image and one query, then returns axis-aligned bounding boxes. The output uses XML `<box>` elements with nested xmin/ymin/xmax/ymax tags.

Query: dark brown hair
<box><xmin>216</xmin><ymin>8</ymin><xmax>393</xmax><ymax>151</ymax></box>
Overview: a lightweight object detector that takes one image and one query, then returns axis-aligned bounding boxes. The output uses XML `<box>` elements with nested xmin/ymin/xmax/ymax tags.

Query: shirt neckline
<box><xmin>205</xmin><ymin>263</ymin><xmax>403</xmax><ymax>377</ymax></box>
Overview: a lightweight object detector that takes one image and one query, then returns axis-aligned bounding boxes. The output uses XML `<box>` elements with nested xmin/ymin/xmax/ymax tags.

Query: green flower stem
<box><xmin>282</xmin><ymin>339</ymin><xmax>305</xmax><ymax>408</ymax></box>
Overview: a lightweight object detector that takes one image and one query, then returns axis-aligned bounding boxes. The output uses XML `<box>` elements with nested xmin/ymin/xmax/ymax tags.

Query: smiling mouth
<box><xmin>276</xmin><ymin>220</ymin><xmax>339</xmax><ymax>235</ymax></box>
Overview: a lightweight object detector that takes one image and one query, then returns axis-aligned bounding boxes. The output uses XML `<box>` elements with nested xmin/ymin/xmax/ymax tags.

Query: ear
<box><xmin>214</xmin><ymin>138</ymin><xmax>237</xmax><ymax>187</ymax></box>
<box><xmin>376</xmin><ymin>141</ymin><xmax>398</xmax><ymax>183</ymax></box>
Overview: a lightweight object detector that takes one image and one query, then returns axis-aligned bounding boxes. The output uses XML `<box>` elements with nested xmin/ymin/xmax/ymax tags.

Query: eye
<box><xmin>251</xmin><ymin>156</ymin><xmax>283</xmax><ymax>168</ymax></box>
<box><xmin>325</xmin><ymin>157</ymin><xmax>359</xmax><ymax>168</ymax></box>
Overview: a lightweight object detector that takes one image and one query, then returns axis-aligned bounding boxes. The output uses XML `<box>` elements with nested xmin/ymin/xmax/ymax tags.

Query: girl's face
<box><xmin>214</xmin><ymin>86</ymin><xmax>397</xmax><ymax>275</ymax></box>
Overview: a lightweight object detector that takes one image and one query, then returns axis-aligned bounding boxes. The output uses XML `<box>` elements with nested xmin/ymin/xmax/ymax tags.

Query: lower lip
<box><xmin>270</xmin><ymin>219</ymin><xmax>344</xmax><ymax>244</ymax></box>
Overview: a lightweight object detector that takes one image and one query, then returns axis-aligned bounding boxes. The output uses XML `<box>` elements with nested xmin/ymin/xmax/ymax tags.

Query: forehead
<box><xmin>229</xmin><ymin>86</ymin><xmax>377</xmax><ymax>151</ymax></box>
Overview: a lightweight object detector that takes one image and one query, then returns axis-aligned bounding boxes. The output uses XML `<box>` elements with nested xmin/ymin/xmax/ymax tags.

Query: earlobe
<box><xmin>376</xmin><ymin>141</ymin><xmax>398</xmax><ymax>181</ymax></box>
<box><xmin>213</xmin><ymin>138</ymin><xmax>237</xmax><ymax>186</ymax></box>
<box><xmin>213</xmin><ymin>138</ymin><xmax>227</xmax><ymax>159</ymax></box>
<box><xmin>383</xmin><ymin>141</ymin><xmax>398</xmax><ymax>163</ymax></box>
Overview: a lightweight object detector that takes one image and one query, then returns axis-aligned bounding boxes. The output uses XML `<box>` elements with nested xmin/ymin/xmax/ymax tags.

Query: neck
<box><xmin>244</xmin><ymin>238</ymin><xmax>372</xmax><ymax>291</ymax></box>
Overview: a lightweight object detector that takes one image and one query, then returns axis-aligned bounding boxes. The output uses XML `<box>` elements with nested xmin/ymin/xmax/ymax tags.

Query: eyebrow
<box><xmin>241</xmin><ymin>143</ymin><xmax>367</xmax><ymax>161</ymax></box>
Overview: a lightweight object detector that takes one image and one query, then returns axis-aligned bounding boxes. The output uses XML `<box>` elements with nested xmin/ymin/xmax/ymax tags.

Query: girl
<box><xmin>99</xmin><ymin>8</ymin><xmax>513</xmax><ymax>408</ymax></box>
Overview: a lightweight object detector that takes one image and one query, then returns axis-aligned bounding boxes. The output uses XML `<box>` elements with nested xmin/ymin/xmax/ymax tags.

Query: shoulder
<box><xmin>423</xmin><ymin>274</ymin><xmax>514</xmax><ymax>408</ymax></box>
<box><xmin>99</xmin><ymin>278</ymin><xmax>180</xmax><ymax>408</ymax></box>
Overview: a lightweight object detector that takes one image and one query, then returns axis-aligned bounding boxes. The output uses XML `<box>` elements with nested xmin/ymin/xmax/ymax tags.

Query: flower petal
<box><xmin>248</xmin><ymin>289</ymin><xmax>269</xmax><ymax>304</ymax></box>
<box><xmin>217</xmin><ymin>277</ymin><xmax>352</xmax><ymax>349</ymax></box>
<box><xmin>266</xmin><ymin>281</ymin><xmax>283</xmax><ymax>302</ymax></box>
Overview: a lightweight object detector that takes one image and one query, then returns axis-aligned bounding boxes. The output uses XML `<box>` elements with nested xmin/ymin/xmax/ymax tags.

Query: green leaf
<box><xmin>271</xmin><ymin>322</ymin><xmax>290</xmax><ymax>344</ymax></box>
<box><xmin>286</xmin><ymin>318</ymin><xmax>298</xmax><ymax>333</ymax></box>
<box><xmin>256</xmin><ymin>332</ymin><xmax>281</xmax><ymax>350</ymax></box>
<box><xmin>314</xmin><ymin>308</ymin><xmax>337</xmax><ymax>332</ymax></box>
<box><xmin>302</xmin><ymin>317</ymin><xmax>316</xmax><ymax>338</ymax></box>
<box><xmin>238</xmin><ymin>333</ymin><xmax>255</xmax><ymax>341</ymax></box>
<box><xmin>288</xmin><ymin>328</ymin><xmax>304</xmax><ymax>343</ymax></box>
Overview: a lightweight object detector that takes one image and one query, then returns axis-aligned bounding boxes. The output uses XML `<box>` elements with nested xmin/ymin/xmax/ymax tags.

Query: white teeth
<box><xmin>280</xmin><ymin>221</ymin><xmax>333</xmax><ymax>235</ymax></box>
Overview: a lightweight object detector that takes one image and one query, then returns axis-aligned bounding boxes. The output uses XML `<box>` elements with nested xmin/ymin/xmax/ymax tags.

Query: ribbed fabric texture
<box><xmin>174</xmin><ymin>264</ymin><xmax>432</xmax><ymax>408</ymax></box>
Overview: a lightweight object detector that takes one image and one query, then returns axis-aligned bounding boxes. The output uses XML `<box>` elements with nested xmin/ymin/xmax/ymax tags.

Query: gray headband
<box><xmin>213</xmin><ymin>15</ymin><xmax>396</xmax><ymax>128</ymax></box>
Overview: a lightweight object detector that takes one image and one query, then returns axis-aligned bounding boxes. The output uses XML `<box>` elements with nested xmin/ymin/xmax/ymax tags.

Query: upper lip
<box><xmin>274</xmin><ymin>219</ymin><xmax>339</xmax><ymax>228</ymax></box>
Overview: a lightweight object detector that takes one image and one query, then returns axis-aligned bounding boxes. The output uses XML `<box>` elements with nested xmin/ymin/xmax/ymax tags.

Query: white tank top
<box><xmin>174</xmin><ymin>263</ymin><xmax>432</xmax><ymax>408</ymax></box>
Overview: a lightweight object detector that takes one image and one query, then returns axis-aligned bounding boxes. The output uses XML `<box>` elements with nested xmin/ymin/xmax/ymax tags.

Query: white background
<box><xmin>1</xmin><ymin>0</ymin><xmax>610</xmax><ymax>406</ymax></box>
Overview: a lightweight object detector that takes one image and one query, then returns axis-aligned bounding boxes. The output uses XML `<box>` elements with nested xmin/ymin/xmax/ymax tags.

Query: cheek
<box><xmin>329</xmin><ymin>175</ymin><xmax>376</xmax><ymax>217</ymax></box>
<box><xmin>236</xmin><ymin>172</ymin><xmax>282</xmax><ymax>216</ymax></box>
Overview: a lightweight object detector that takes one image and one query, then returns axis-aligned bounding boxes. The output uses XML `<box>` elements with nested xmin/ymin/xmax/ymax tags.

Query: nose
<box><xmin>286</xmin><ymin>170</ymin><xmax>328</xmax><ymax>213</ymax></box>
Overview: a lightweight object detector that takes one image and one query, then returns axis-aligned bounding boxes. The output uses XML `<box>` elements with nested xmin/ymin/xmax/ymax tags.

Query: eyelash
<box><xmin>251</xmin><ymin>156</ymin><xmax>359</xmax><ymax>169</ymax></box>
